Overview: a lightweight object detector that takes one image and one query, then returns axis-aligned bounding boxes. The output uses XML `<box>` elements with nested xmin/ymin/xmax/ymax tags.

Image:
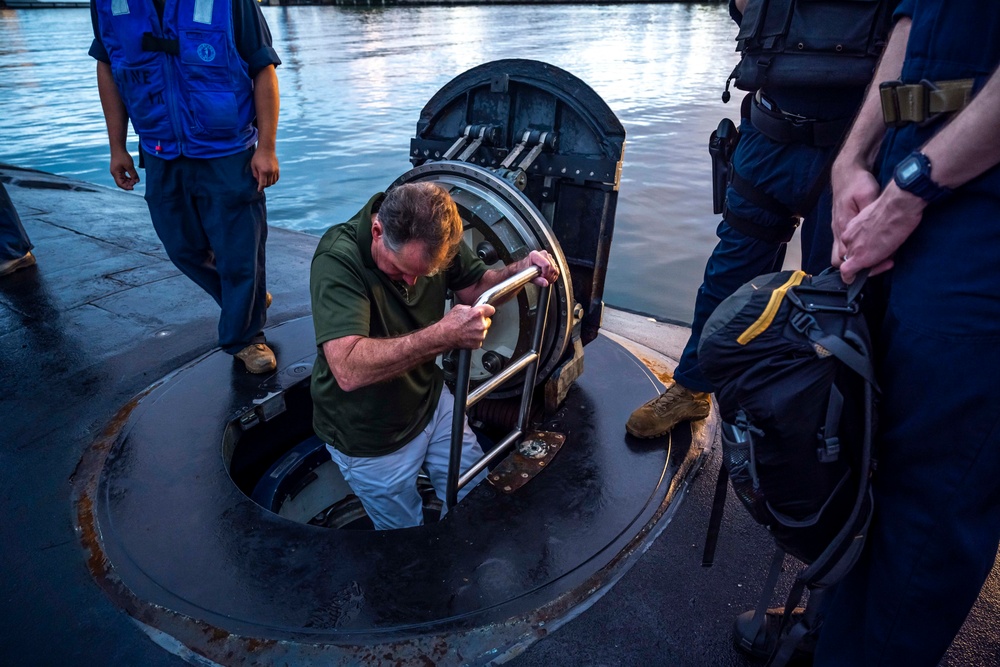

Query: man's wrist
<box><xmin>893</xmin><ymin>150</ymin><xmax>952</xmax><ymax>204</ymax></box>
<box><xmin>884</xmin><ymin>179</ymin><xmax>929</xmax><ymax>215</ymax></box>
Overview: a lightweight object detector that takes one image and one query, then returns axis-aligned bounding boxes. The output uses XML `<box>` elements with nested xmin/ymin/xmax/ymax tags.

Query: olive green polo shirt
<box><xmin>309</xmin><ymin>193</ymin><xmax>487</xmax><ymax>457</ymax></box>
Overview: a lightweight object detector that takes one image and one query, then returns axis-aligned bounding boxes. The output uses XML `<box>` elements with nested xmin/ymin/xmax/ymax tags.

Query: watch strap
<box><xmin>894</xmin><ymin>151</ymin><xmax>952</xmax><ymax>203</ymax></box>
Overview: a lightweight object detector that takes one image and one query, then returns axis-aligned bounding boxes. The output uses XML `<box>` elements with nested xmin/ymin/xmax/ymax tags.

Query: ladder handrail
<box><xmin>446</xmin><ymin>266</ymin><xmax>551</xmax><ymax>508</ymax></box>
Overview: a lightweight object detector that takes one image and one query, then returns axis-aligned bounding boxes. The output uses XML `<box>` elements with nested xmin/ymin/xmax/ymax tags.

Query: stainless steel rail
<box><xmin>445</xmin><ymin>266</ymin><xmax>551</xmax><ymax>508</ymax></box>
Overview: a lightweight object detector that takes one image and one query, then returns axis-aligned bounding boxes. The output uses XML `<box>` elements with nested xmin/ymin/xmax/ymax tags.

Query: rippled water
<box><xmin>0</xmin><ymin>3</ymin><xmax>764</xmax><ymax>323</ymax></box>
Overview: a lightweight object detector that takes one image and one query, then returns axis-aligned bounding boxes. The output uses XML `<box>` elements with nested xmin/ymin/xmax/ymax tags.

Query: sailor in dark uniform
<box><xmin>627</xmin><ymin>0</ymin><xmax>894</xmax><ymax>439</ymax></box>
<box><xmin>818</xmin><ymin>1</ymin><xmax>1000</xmax><ymax>664</ymax></box>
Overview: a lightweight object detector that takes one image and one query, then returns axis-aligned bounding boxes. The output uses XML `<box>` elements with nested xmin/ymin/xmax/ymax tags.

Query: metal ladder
<box><xmin>445</xmin><ymin>266</ymin><xmax>551</xmax><ymax>508</ymax></box>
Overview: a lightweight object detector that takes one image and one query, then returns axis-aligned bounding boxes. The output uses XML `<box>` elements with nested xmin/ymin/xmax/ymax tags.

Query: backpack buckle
<box><xmin>790</xmin><ymin>310</ymin><xmax>818</xmax><ymax>334</ymax></box>
<box><xmin>817</xmin><ymin>436</ymin><xmax>840</xmax><ymax>463</ymax></box>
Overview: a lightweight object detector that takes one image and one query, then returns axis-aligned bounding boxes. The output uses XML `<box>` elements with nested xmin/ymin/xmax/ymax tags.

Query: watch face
<box><xmin>897</xmin><ymin>156</ymin><xmax>922</xmax><ymax>185</ymax></box>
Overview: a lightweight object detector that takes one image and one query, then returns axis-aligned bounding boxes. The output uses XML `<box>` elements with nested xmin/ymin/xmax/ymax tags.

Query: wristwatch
<box><xmin>893</xmin><ymin>151</ymin><xmax>952</xmax><ymax>203</ymax></box>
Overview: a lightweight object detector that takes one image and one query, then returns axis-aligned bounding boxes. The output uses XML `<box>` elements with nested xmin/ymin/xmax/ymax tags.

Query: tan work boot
<box><xmin>626</xmin><ymin>382</ymin><xmax>711</xmax><ymax>438</ymax></box>
<box><xmin>0</xmin><ymin>251</ymin><xmax>35</xmax><ymax>277</ymax></box>
<box><xmin>235</xmin><ymin>343</ymin><xmax>277</xmax><ymax>374</ymax></box>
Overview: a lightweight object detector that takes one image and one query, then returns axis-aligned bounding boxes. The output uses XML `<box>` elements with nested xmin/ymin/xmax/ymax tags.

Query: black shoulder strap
<box><xmin>810</xmin><ymin>330</ymin><xmax>878</xmax><ymax>388</ymax></box>
<box><xmin>766</xmin><ymin>587</ymin><xmax>826</xmax><ymax>667</ymax></box>
<box><xmin>739</xmin><ymin>548</ymin><xmax>787</xmax><ymax>655</ymax></box>
<box><xmin>702</xmin><ymin>461</ymin><xmax>731</xmax><ymax>567</ymax></box>
<box><xmin>765</xmin><ymin>382</ymin><xmax>875</xmax><ymax>666</ymax></box>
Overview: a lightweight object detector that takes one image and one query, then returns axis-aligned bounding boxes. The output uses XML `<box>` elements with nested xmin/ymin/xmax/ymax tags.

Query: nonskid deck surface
<box><xmin>78</xmin><ymin>318</ymin><xmax>708</xmax><ymax>664</ymax></box>
<box><xmin>1</xmin><ymin>165</ymin><xmax>997</xmax><ymax>666</ymax></box>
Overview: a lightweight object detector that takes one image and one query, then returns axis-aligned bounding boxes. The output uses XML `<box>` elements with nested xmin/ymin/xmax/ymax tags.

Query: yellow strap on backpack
<box><xmin>737</xmin><ymin>271</ymin><xmax>807</xmax><ymax>345</ymax></box>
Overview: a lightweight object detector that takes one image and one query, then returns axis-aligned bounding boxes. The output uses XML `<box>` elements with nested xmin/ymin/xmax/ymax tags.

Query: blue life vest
<box><xmin>94</xmin><ymin>0</ymin><xmax>257</xmax><ymax>159</ymax></box>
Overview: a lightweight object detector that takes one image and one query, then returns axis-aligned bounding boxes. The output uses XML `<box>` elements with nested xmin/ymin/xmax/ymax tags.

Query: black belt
<box><xmin>750</xmin><ymin>93</ymin><xmax>850</xmax><ymax>148</ymax></box>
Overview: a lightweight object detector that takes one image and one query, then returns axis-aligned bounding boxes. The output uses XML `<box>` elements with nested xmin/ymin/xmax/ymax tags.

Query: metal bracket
<box><xmin>500</xmin><ymin>130</ymin><xmax>532</xmax><ymax>169</ymax></box>
<box><xmin>500</xmin><ymin>130</ymin><xmax>556</xmax><ymax>172</ymax></box>
<box><xmin>237</xmin><ymin>391</ymin><xmax>287</xmax><ymax>431</ymax></box>
<box><xmin>443</xmin><ymin>124</ymin><xmax>501</xmax><ymax>161</ymax></box>
<box><xmin>457</xmin><ymin>126</ymin><xmax>489</xmax><ymax>162</ymax></box>
<box><xmin>443</xmin><ymin>125</ymin><xmax>473</xmax><ymax>160</ymax></box>
<box><xmin>488</xmin><ymin>431</ymin><xmax>566</xmax><ymax>493</ymax></box>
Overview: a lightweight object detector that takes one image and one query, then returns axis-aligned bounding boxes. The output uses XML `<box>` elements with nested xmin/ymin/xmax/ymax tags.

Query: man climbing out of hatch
<box><xmin>309</xmin><ymin>182</ymin><xmax>559</xmax><ymax>531</ymax></box>
<box><xmin>814</xmin><ymin>2</ymin><xmax>1000</xmax><ymax>664</ymax></box>
<box><xmin>626</xmin><ymin>0</ymin><xmax>895</xmax><ymax>440</ymax></box>
<box><xmin>89</xmin><ymin>0</ymin><xmax>281</xmax><ymax>374</ymax></box>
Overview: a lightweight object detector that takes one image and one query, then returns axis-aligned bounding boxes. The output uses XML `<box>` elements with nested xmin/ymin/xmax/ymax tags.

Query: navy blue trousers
<box><xmin>0</xmin><ymin>181</ymin><xmax>32</xmax><ymax>261</ymax></box>
<box><xmin>143</xmin><ymin>148</ymin><xmax>268</xmax><ymax>354</ymax></box>
<box><xmin>674</xmin><ymin>120</ymin><xmax>834</xmax><ymax>393</ymax></box>
<box><xmin>815</xmin><ymin>132</ymin><xmax>1000</xmax><ymax>666</ymax></box>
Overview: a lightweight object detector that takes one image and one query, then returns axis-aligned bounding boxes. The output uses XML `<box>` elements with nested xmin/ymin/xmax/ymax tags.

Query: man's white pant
<box><xmin>326</xmin><ymin>386</ymin><xmax>487</xmax><ymax>530</ymax></box>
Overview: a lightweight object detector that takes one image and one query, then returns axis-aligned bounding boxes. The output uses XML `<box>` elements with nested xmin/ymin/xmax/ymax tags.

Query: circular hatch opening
<box><xmin>221</xmin><ymin>375</ymin><xmax>516</xmax><ymax>530</ymax></box>
<box><xmin>222</xmin><ymin>378</ymin><xmax>446</xmax><ymax>529</ymax></box>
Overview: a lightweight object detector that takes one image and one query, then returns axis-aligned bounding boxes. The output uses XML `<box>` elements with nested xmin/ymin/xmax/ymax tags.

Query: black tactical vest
<box><xmin>732</xmin><ymin>0</ymin><xmax>895</xmax><ymax>92</ymax></box>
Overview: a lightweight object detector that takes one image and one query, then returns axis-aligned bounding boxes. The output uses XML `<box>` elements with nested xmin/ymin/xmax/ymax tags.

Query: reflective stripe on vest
<box><xmin>193</xmin><ymin>0</ymin><xmax>213</xmax><ymax>24</ymax></box>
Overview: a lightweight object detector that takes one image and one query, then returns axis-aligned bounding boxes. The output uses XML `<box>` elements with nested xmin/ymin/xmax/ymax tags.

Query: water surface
<box><xmin>0</xmin><ymin>3</ymin><xmax>767</xmax><ymax>323</ymax></box>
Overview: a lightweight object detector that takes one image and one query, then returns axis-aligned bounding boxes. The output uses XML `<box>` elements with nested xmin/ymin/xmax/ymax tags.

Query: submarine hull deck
<box><xmin>1</xmin><ymin>165</ymin><xmax>997</xmax><ymax>666</ymax></box>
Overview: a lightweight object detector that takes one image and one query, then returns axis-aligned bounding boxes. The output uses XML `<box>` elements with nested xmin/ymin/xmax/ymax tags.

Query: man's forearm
<box><xmin>919</xmin><ymin>66</ymin><xmax>1000</xmax><ymax>189</ymax></box>
<box><xmin>253</xmin><ymin>65</ymin><xmax>279</xmax><ymax>152</ymax></box>
<box><xmin>837</xmin><ymin>17</ymin><xmax>911</xmax><ymax>172</ymax></box>
<box><xmin>456</xmin><ymin>251</ymin><xmax>556</xmax><ymax>306</ymax></box>
<box><xmin>322</xmin><ymin>327</ymin><xmax>447</xmax><ymax>392</ymax></box>
<box><xmin>96</xmin><ymin>61</ymin><xmax>129</xmax><ymax>154</ymax></box>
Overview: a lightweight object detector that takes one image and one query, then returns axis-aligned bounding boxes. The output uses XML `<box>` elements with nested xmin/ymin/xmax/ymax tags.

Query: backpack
<box><xmin>697</xmin><ymin>269</ymin><xmax>878</xmax><ymax>665</ymax></box>
<box><xmin>728</xmin><ymin>0</ymin><xmax>894</xmax><ymax>93</ymax></box>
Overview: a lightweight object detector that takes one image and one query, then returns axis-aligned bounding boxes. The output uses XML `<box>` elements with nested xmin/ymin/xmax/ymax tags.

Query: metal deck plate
<box><xmin>488</xmin><ymin>430</ymin><xmax>566</xmax><ymax>494</ymax></box>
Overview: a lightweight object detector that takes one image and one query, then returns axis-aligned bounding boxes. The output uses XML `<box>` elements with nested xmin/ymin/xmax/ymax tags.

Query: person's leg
<box><xmin>799</xmin><ymin>186</ymin><xmax>834</xmax><ymax>276</ymax></box>
<box><xmin>192</xmin><ymin>149</ymin><xmax>268</xmax><ymax>354</ymax></box>
<box><xmin>816</xmin><ymin>192</ymin><xmax>1000</xmax><ymax>667</ymax></box>
<box><xmin>143</xmin><ymin>154</ymin><xmax>223</xmax><ymax>305</ymax></box>
<box><xmin>422</xmin><ymin>386</ymin><xmax>487</xmax><ymax>507</ymax></box>
<box><xmin>671</xmin><ymin>221</ymin><xmax>787</xmax><ymax>393</ymax></box>
<box><xmin>673</xmin><ymin>121</ymin><xmax>826</xmax><ymax>393</ymax></box>
<box><xmin>326</xmin><ymin>439</ymin><xmax>428</xmax><ymax>531</ymax></box>
<box><xmin>628</xmin><ymin>124</ymin><xmax>805</xmax><ymax>438</ymax></box>
<box><xmin>816</xmin><ymin>315</ymin><xmax>1000</xmax><ymax>666</ymax></box>
<box><xmin>0</xmin><ymin>181</ymin><xmax>33</xmax><ymax>265</ymax></box>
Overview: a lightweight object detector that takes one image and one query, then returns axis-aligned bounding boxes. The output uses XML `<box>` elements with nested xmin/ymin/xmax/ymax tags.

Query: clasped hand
<box><xmin>831</xmin><ymin>163</ymin><xmax>926</xmax><ymax>284</ymax></box>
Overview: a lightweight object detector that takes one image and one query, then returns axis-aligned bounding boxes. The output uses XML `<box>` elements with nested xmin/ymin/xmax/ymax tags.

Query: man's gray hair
<box><xmin>378</xmin><ymin>182</ymin><xmax>463</xmax><ymax>264</ymax></box>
